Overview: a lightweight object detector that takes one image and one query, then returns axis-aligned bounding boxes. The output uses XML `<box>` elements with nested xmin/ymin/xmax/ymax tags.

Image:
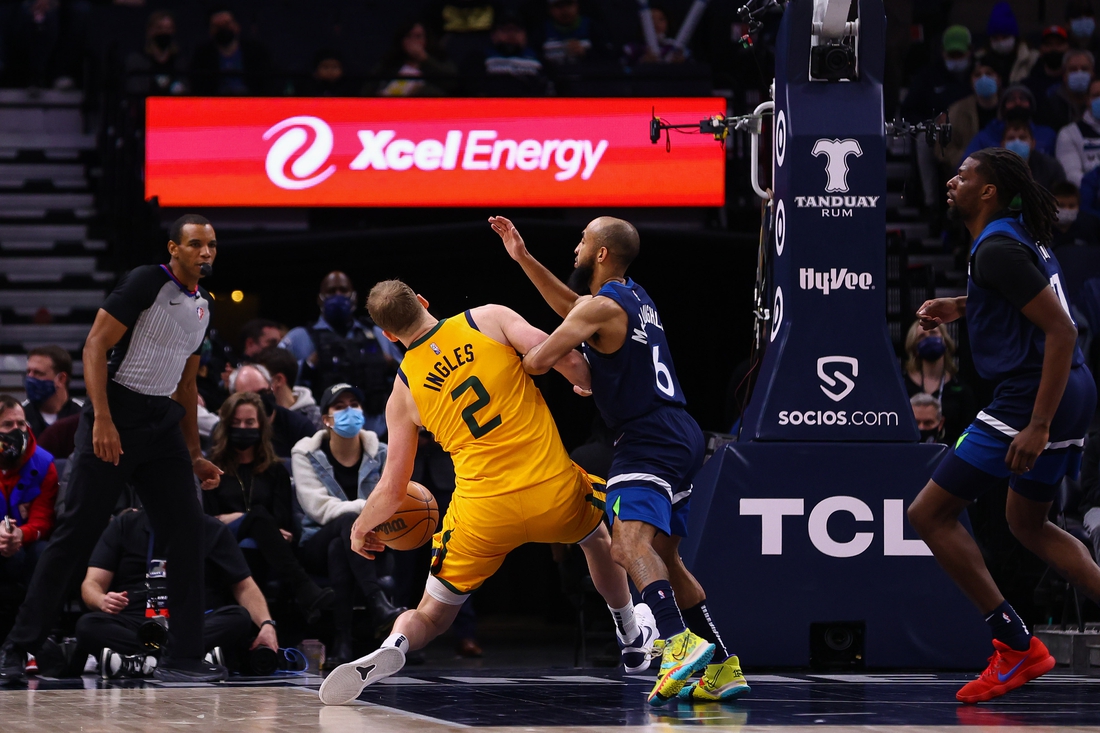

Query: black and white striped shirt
<box><xmin>103</xmin><ymin>265</ymin><xmax>211</xmax><ymax>396</ymax></box>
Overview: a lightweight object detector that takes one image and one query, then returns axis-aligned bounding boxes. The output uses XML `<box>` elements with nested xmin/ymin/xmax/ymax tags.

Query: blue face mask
<box><xmin>944</xmin><ymin>57</ymin><xmax>970</xmax><ymax>74</ymax></box>
<box><xmin>24</xmin><ymin>376</ymin><xmax>56</xmax><ymax>404</ymax></box>
<box><xmin>916</xmin><ymin>336</ymin><xmax>946</xmax><ymax>361</ymax></box>
<box><xmin>1005</xmin><ymin>138</ymin><xmax>1032</xmax><ymax>159</ymax></box>
<box><xmin>1068</xmin><ymin>69</ymin><xmax>1093</xmax><ymax>93</ymax></box>
<box><xmin>974</xmin><ymin>74</ymin><xmax>998</xmax><ymax>98</ymax></box>
<box><xmin>1072</xmin><ymin>16</ymin><xmax>1096</xmax><ymax>39</ymax></box>
<box><xmin>322</xmin><ymin>294</ymin><xmax>355</xmax><ymax>331</ymax></box>
<box><xmin>331</xmin><ymin>406</ymin><xmax>365</xmax><ymax>438</ymax></box>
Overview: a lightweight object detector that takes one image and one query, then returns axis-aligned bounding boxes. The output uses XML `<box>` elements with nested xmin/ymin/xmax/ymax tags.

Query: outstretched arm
<box><xmin>489</xmin><ymin>216</ymin><xmax>579</xmax><ymax>319</ymax></box>
<box><xmin>474</xmin><ymin>304</ymin><xmax>590</xmax><ymax>390</ymax></box>
<box><xmin>523</xmin><ymin>298</ymin><xmax>620</xmax><ymax>376</ymax></box>
<box><xmin>351</xmin><ymin>379</ymin><xmax>421</xmax><ymax>558</ymax></box>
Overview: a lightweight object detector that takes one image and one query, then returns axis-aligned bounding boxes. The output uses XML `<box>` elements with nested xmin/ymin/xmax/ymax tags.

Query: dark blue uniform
<box><xmin>933</xmin><ymin>216</ymin><xmax>1096</xmax><ymax>502</ymax></box>
<box><xmin>583</xmin><ymin>279</ymin><xmax>703</xmax><ymax>536</ymax></box>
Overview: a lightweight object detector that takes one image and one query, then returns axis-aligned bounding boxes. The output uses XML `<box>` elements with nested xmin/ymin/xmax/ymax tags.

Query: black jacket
<box><xmin>22</xmin><ymin>397</ymin><xmax>83</xmax><ymax>441</ymax></box>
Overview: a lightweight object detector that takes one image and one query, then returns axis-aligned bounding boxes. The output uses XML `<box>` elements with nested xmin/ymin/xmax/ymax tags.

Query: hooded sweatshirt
<box><xmin>289</xmin><ymin>386</ymin><xmax>324</xmax><ymax>431</ymax></box>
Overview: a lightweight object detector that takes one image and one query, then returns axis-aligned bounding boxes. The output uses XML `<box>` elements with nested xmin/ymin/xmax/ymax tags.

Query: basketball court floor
<box><xmin>4</xmin><ymin>667</ymin><xmax>1100</xmax><ymax>731</ymax></box>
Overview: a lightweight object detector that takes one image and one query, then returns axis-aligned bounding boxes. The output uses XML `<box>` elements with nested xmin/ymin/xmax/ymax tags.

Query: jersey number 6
<box><xmin>652</xmin><ymin>345</ymin><xmax>676</xmax><ymax>398</ymax></box>
<box><xmin>451</xmin><ymin>376</ymin><xmax>503</xmax><ymax>438</ymax></box>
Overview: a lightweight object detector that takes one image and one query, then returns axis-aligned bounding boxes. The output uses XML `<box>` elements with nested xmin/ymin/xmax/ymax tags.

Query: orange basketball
<box><xmin>376</xmin><ymin>481</ymin><xmax>439</xmax><ymax>550</ymax></box>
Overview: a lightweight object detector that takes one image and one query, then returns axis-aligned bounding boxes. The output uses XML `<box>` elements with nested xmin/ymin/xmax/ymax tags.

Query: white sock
<box><xmin>609</xmin><ymin>602</ymin><xmax>639</xmax><ymax>641</ymax></box>
<box><xmin>382</xmin><ymin>632</ymin><xmax>410</xmax><ymax>655</ymax></box>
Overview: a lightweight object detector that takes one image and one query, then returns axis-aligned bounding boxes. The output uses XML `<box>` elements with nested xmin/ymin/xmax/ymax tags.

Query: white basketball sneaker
<box><xmin>318</xmin><ymin>646</ymin><xmax>406</xmax><ymax>705</ymax></box>
<box><xmin>619</xmin><ymin>603</ymin><xmax>659</xmax><ymax>673</ymax></box>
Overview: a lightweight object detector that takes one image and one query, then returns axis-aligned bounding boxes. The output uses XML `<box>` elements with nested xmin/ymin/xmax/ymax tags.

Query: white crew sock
<box><xmin>609</xmin><ymin>602</ymin><xmax>639</xmax><ymax>642</ymax></box>
<box><xmin>382</xmin><ymin>632</ymin><xmax>410</xmax><ymax>655</ymax></box>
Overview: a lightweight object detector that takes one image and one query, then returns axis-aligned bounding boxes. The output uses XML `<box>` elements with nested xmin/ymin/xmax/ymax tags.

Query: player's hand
<box><xmin>251</xmin><ymin>623</ymin><xmax>279</xmax><ymax>652</ymax></box>
<box><xmin>916</xmin><ymin>297</ymin><xmax>962</xmax><ymax>330</ymax></box>
<box><xmin>100</xmin><ymin>591</ymin><xmax>129</xmax><ymax>615</ymax></box>
<box><xmin>488</xmin><ymin>216</ymin><xmax>528</xmax><ymax>260</ymax></box>
<box><xmin>1006</xmin><ymin>422</ymin><xmax>1048</xmax><ymax>475</ymax></box>
<box><xmin>351</xmin><ymin>519</ymin><xmax>386</xmax><ymax>559</ymax></box>
<box><xmin>93</xmin><ymin>416</ymin><xmax>123</xmax><ymax>465</ymax></box>
<box><xmin>193</xmin><ymin>458</ymin><xmax>224</xmax><ymax>490</ymax></box>
<box><xmin>573</xmin><ymin>385</ymin><xmax>593</xmax><ymax>397</ymax></box>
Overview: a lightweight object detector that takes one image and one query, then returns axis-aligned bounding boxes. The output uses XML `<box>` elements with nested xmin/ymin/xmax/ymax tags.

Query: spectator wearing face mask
<box><xmin>902</xmin><ymin>321</ymin><xmax>977</xmax><ymax>445</ymax></box>
<box><xmin>911</xmin><ymin>393</ymin><xmax>946</xmax><ymax>444</ymax></box>
<box><xmin>291</xmin><ymin>384</ymin><xmax>404</xmax><ymax>669</ymax></box>
<box><xmin>190</xmin><ymin>8</ymin><xmax>274</xmax><ymax>96</ymax></box>
<box><xmin>279</xmin><ymin>271</ymin><xmax>402</xmax><ymax>438</ymax></box>
<box><xmin>227</xmin><ymin>365</ymin><xmax>314</xmax><ymax>459</ymax></box>
<box><xmin>939</xmin><ymin>64</ymin><xmax>1002</xmax><ymax>173</ymax></box>
<box><xmin>1050</xmin><ymin>181</ymin><xmax>1100</xmax><ymax>246</ymax></box>
<box><xmin>253</xmin><ymin>346</ymin><xmax>324</xmax><ymax>431</ymax></box>
<box><xmin>1024</xmin><ymin>26</ymin><xmax>1071</xmax><ymax>102</ymax></box>
<box><xmin>1037</xmin><ymin>48</ymin><xmax>1095</xmax><ymax>130</ymax></box>
<box><xmin>1055</xmin><ymin>78</ymin><xmax>1100</xmax><ymax>186</ymax></box>
<box><xmin>975</xmin><ymin>2</ymin><xmax>1037</xmax><ymax>85</ymax></box>
<box><xmin>1067</xmin><ymin>0</ymin><xmax>1100</xmax><ymax>60</ymax></box>
<box><xmin>963</xmin><ymin>85</ymin><xmax>1057</xmax><ymax>159</ymax></box>
<box><xmin>1002</xmin><ymin>118</ymin><xmax>1067</xmax><ymax>190</ymax></box>
<box><xmin>0</xmin><ymin>397</ymin><xmax>57</xmax><ymax>604</ymax></box>
<box><xmin>204</xmin><ymin>392</ymin><xmax>334</xmax><ymax>624</ymax></box>
<box><xmin>125</xmin><ymin>11</ymin><xmax>188</xmax><ymax>96</ymax></box>
<box><xmin>902</xmin><ymin>25</ymin><xmax>974</xmax><ymax>125</ymax></box>
<box><xmin>22</xmin><ymin>345</ymin><xmax>82</xmax><ymax>440</ymax></box>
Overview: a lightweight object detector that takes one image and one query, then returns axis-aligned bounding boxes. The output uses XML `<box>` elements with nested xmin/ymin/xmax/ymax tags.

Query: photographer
<box><xmin>73</xmin><ymin>509</ymin><xmax>278</xmax><ymax>677</ymax></box>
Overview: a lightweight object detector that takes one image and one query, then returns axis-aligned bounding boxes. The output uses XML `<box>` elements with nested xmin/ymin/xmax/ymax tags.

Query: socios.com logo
<box><xmin>263</xmin><ymin>116</ymin><xmax>337</xmax><ymax>190</ymax></box>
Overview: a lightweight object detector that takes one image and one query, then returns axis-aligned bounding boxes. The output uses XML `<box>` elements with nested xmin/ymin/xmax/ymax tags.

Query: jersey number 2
<box><xmin>451</xmin><ymin>376</ymin><xmax>503</xmax><ymax>438</ymax></box>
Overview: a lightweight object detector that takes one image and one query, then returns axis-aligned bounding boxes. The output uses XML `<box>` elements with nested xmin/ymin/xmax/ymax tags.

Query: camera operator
<box><xmin>73</xmin><ymin>509</ymin><xmax>278</xmax><ymax>677</ymax></box>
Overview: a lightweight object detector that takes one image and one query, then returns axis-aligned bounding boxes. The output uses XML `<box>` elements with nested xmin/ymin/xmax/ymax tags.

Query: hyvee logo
<box><xmin>796</xmin><ymin>138</ymin><xmax>878</xmax><ymax>217</ymax></box>
<box><xmin>817</xmin><ymin>355</ymin><xmax>857</xmax><ymax>402</ymax></box>
<box><xmin>262</xmin><ymin>116</ymin><xmax>609</xmax><ymax>191</ymax></box>
<box><xmin>799</xmin><ymin>268</ymin><xmax>873</xmax><ymax>295</ymax></box>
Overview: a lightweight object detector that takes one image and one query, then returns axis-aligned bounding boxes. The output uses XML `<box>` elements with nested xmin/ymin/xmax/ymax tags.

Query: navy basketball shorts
<box><xmin>933</xmin><ymin>366</ymin><xmax>1096</xmax><ymax>503</ymax></box>
<box><xmin>605</xmin><ymin>406</ymin><xmax>705</xmax><ymax>537</ymax></box>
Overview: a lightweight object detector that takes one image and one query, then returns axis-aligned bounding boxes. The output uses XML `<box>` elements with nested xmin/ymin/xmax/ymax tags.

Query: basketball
<box><xmin>375</xmin><ymin>481</ymin><xmax>439</xmax><ymax>550</ymax></box>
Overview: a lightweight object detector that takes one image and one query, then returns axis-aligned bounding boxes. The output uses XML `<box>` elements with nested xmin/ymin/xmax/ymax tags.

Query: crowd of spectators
<box><xmin>0</xmin><ymin>269</ymin><xmax>487</xmax><ymax>679</ymax></box>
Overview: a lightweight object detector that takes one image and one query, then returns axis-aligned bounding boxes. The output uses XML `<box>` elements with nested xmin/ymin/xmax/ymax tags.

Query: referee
<box><xmin>0</xmin><ymin>214</ymin><xmax>226</xmax><ymax>683</ymax></box>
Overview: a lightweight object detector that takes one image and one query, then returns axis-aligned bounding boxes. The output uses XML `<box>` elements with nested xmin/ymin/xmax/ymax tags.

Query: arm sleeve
<box><xmin>20</xmin><ymin>463</ymin><xmax>57</xmax><ymax>544</ymax></box>
<box><xmin>971</xmin><ymin>236</ymin><xmax>1051</xmax><ymax>310</ymax></box>
<box><xmin>88</xmin><ymin>516</ymin><xmax>125</xmax><ymax>571</ymax></box>
<box><xmin>101</xmin><ymin>266</ymin><xmax>166</xmax><ymax>330</ymax></box>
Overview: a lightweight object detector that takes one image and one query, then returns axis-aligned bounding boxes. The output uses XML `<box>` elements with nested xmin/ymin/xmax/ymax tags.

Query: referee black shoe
<box><xmin>154</xmin><ymin>658</ymin><xmax>228</xmax><ymax>683</ymax></box>
<box><xmin>0</xmin><ymin>639</ymin><xmax>27</xmax><ymax>682</ymax></box>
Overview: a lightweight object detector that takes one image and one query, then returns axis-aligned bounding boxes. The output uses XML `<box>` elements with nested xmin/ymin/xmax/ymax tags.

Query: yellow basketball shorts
<box><xmin>426</xmin><ymin>464</ymin><xmax>606</xmax><ymax>604</ymax></box>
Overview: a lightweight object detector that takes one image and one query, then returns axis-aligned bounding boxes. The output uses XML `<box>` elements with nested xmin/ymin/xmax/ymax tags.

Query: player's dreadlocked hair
<box><xmin>969</xmin><ymin>147</ymin><xmax>1058</xmax><ymax>244</ymax></box>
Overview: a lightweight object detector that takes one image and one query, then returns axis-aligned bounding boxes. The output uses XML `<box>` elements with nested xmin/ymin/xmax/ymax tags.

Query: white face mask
<box><xmin>990</xmin><ymin>37</ymin><xmax>1016</xmax><ymax>55</ymax></box>
<box><xmin>1057</xmin><ymin>207</ymin><xmax>1079</xmax><ymax>226</ymax></box>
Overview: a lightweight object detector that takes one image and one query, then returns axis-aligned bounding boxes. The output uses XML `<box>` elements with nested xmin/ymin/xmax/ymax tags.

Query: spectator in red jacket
<box><xmin>0</xmin><ymin>395</ymin><xmax>58</xmax><ymax>588</ymax></box>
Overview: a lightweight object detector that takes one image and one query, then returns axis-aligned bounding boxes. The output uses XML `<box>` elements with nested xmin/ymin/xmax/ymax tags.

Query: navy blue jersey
<box><xmin>967</xmin><ymin>216</ymin><xmax>1085</xmax><ymax>383</ymax></box>
<box><xmin>582</xmin><ymin>279</ymin><xmax>687</xmax><ymax>428</ymax></box>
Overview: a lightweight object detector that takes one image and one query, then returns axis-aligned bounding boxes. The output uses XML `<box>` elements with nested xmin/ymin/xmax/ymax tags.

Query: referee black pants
<box><xmin>6</xmin><ymin>382</ymin><xmax>206</xmax><ymax>661</ymax></box>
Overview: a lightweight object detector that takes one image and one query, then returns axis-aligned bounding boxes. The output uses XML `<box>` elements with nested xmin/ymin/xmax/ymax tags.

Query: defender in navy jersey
<box><xmin>909</xmin><ymin>149</ymin><xmax>1100</xmax><ymax>704</ymax></box>
<box><xmin>491</xmin><ymin>215</ymin><xmax>748</xmax><ymax>706</ymax></box>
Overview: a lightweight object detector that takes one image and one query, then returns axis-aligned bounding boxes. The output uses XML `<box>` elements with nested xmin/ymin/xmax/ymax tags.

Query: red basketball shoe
<box><xmin>956</xmin><ymin>636</ymin><xmax>1056</xmax><ymax>704</ymax></box>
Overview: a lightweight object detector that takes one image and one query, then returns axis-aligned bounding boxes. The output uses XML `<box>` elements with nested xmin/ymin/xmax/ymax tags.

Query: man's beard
<box><xmin>567</xmin><ymin>263</ymin><xmax>594</xmax><ymax>296</ymax></box>
<box><xmin>945</xmin><ymin>204</ymin><xmax>961</xmax><ymax>223</ymax></box>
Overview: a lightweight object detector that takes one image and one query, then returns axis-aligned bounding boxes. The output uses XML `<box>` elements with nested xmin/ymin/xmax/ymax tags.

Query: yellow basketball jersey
<box><xmin>401</xmin><ymin>311</ymin><xmax>574</xmax><ymax>497</ymax></box>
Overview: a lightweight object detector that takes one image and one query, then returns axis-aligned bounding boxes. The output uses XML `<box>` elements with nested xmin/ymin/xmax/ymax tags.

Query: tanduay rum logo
<box><xmin>262</xmin><ymin>115</ymin><xmax>609</xmax><ymax>191</ymax></box>
<box><xmin>794</xmin><ymin>138</ymin><xmax>879</xmax><ymax>216</ymax></box>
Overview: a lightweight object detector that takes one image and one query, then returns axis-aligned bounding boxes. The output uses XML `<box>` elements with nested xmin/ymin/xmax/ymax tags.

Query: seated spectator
<box><xmin>423</xmin><ymin>0</ymin><xmax>501</xmax><ymax>68</ymax></box>
<box><xmin>22</xmin><ymin>345</ymin><xmax>82</xmax><ymax>440</ymax></box>
<box><xmin>623</xmin><ymin>6</ymin><xmax>688</xmax><ymax>65</ymax></box>
<box><xmin>190</xmin><ymin>9</ymin><xmax>274</xmax><ymax>96</ymax></box>
<box><xmin>279</xmin><ymin>272</ymin><xmax>401</xmax><ymax>437</ymax></box>
<box><xmin>238</xmin><ymin>319</ymin><xmax>282</xmax><ymax>362</ymax></box>
<box><xmin>373</xmin><ymin>22</ymin><xmax>459</xmax><ymax>97</ymax></box>
<box><xmin>1036</xmin><ymin>48</ymin><xmax>1094</xmax><ymax>130</ymax></box>
<box><xmin>963</xmin><ymin>86</ymin><xmax>1057</xmax><ymax>159</ymax></box>
<box><xmin>301</xmin><ymin>49</ymin><xmax>358</xmax><ymax>97</ymax></box>
<box><xmin>0</xmin><ymin>396</ymin><xmax>57</xmax><ymax>605</ymax></box>
<box><xmin>1024</xmin><ymin>25</ymin><xmax>1070</xmax><ymax>102</ymax></box>
<box><xmin>292</xmin><ymin>384</ymin><xmax>404</xmax><ymax>669</ymax></box>
<box><xmin>1003</xmin><ymin>118</ymin><xmax>1067</xmax><ymax>189</ymax></box>
<box><xmin>204</xmin><ymin>392</ymin><xmax>333</xmax><ymax>623</ymax></box>
<box><xmin>124</xmin><ymin>10</ymin><xmax>188</xmax><ymax>96</ymax></box>
<box><xmin>253</xmin><ymin>347</ymin><xmax>324</xmax><ymax>431</ymax></box>
<box><xmin>1051</xmin><ymin>181</ymin><xmax>1100</xmax><ymax>246</ymax></box>
<box><xmin>36</xmin><ymin>413</ymin><xmax>79</xmax><ymax>461</ymax></box>
<box><xmin>902</xmin><ymin>25</ymin><xmax>974</xmax><ymax>124</ymax></box>
<box><xmin>74</xmin><ymin>510</ymin><xmax>278</xmax><ymax>678</ymax></box>
<box><xmin>903</xmin><ymin>321</ymin><xmax>978</xmax><ymax>445</ymax></box>
<box><xmin>479</xmin><ymin>14</ymin><xmax>550</xmax><ymax>95</ymax></box>
<box><xmin>541</xmin><ymin>0</ymin><xmax>605</xmax><ymax>67</ymax></box>
<box><xmin>939</xmin><ymin>64</ymin><xmax>1002</xmax><ymax>173</ymax></box>
<box><xmin>1068</xmin><ymin>0</ymin><xmax>1100</xmax><ymax>60</ymax></box>
<box><xmin>975</xmin><ymin>2</ymin><xmax>1036</xmax><ymax>85</ymax></box>
<box><xmin>229</xmin><ymin>365</ymin><xmax>314</xmax><ymax>459</ymax></box>
<box><xmin>196</xmin><ymin>336</ymin><xmax>230</xmax><ymax>414</ymax></box>
<box><xmin>911</xmin><ymin>393</ymin><xmax>946</xmax><ymax>444</ymax></box>
<box><xmin>1056</xmin><ymin>78</ymin><xmax>1100</xmax><ymax>185</ymax></box>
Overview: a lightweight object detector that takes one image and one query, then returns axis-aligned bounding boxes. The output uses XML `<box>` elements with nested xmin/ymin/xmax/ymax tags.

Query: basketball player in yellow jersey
<box><xmin>318</xmin><ymin>280</ymin><xmax>658</xmax><ymax>705</ymax></box>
